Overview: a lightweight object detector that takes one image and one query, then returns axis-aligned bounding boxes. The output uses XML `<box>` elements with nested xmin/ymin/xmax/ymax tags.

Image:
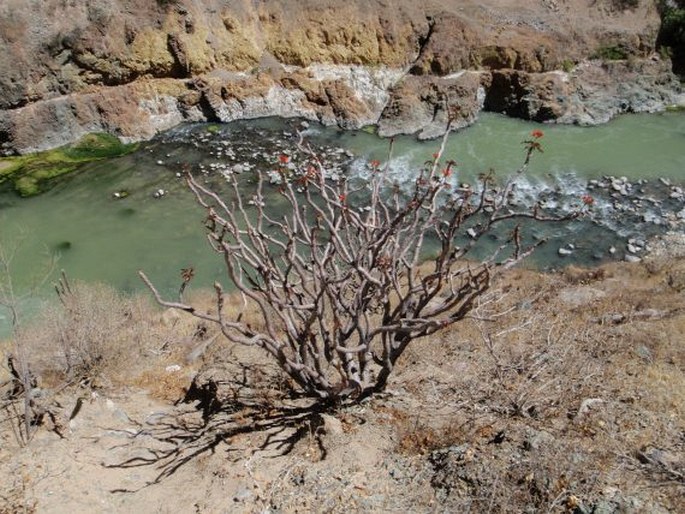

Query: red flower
<box><xmin>278</xmin><ymin>154</ymin><xmax>290</xmax><ymax>164</ymax></box>
<box><xmin>370</xmin><ymin>159</ymin><xmax>381</xmax><ymax>169</ymax></box>
<box><xmin>581</xmin><ymin>194</ymin><xmax>594</xmax><ymax>205</ymax></box>
<box><xmin>432</xmin><ymin>152</ymin><xmax>440</xmax><ymax>160</ymax></box>
<box><xmin>338</xmin><ymin>193</ymin><xmax>346</xmax><ymax>203</ymax></box>
<box><xmin>442</xmin><ymin>168</ymin><xmax>452</xmax><ymax>178</ymax></box>
<box><xmin>531</xmin><ymin>129</ymin><xmax>544</xmax><ymax>139</ymax></box>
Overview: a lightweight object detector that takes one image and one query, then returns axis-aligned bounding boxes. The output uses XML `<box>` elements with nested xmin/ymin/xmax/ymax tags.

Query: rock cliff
<box><xmin>0</xmin><ymin>0</ymin><xmax>681</xmax><ymax>154</ymax></box>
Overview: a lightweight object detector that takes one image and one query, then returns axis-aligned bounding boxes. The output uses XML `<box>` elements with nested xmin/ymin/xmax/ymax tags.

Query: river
<box><xmin>1</xmin><ymin>112</ymin><xmax>684</xmax><ymax>335</ymax></box>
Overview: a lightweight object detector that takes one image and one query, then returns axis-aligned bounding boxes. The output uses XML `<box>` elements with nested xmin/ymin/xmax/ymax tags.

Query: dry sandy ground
<box><xmin>2</xmin><ymin>241</ymin><xmax>684</xmax><ymax>513</ymax></box>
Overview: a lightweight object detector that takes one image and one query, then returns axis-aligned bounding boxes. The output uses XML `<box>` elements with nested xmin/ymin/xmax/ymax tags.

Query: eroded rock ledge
<box><xmin>0</xmin><ymin>0</ymin><xmax>681</xmax><ymax>154</ymax></box>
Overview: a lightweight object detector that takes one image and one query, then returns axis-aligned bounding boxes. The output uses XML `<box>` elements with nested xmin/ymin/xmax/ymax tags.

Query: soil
<box><xmin>2</xmin><ymin>241</ymin><xmax>683</xmax><ymax>513</ymax></box>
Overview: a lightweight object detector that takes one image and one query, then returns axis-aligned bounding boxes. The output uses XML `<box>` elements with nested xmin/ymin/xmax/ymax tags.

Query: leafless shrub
<box><xmin>475</xmin><ymin>310</ymin><xmax>601</xmax><ymax>420</ymax></box>
<box><xmin>141</xmin><ymin>127</ymin><xmax>574</xmax><ymax>404</ymax></box>
<box><xmin>25</xmin><ymin>274</ymin><xmax>160</xmax><ymax>386</ymax></box>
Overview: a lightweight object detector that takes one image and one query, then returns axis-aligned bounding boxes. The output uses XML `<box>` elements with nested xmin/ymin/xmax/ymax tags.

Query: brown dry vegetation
<box><xmin>1</xmin><ymin>251</ymin><xmax>684</xmax><ymax>513</ymax></box>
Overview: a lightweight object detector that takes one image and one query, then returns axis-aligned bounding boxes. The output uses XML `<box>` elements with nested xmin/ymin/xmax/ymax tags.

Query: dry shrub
<box><xmin>21</xmin><ymin>281</ymin><xmax>169</xmax><ymax>387</ymax></box>
<box><xmin>134</xmin><ymin>367</ymin><xmax>192</xmax><ymax>403</ymax></box>
<box><xmin>382</xmin><ymin>261</ymin><xmax>685</xmax><ymax>512</ymax></box>
<box><xmin>562</xmin><ymin>264</ymin><xmax>607</xmax><ymax>284</ymax></box>
<box><xmin>397</xmin><ymin>420</ymin><xmax>460</xmax><ymax>456</ymax></box>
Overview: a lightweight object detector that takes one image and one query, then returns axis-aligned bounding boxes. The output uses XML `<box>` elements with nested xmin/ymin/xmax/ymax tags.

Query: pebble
<box><xmin>558</xmin><ymin>247</ymin><xmax>573</xmax><ymax>256</ymax></box>
<box><xmin>523</xmin><ymin>429</ymin><xmax>555</xmax><ymax>451</ymax></box>
<box><xmin>233</xmin><ymin>487</ymin><xmax>255</xmax><ymax>503</ymax></box>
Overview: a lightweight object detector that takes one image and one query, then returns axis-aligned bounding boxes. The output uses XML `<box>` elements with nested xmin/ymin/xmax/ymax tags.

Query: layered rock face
<box><xmin>0</xmin><ymin>0</ymin><xmax>680</xmax><ymax>154</ymax></box>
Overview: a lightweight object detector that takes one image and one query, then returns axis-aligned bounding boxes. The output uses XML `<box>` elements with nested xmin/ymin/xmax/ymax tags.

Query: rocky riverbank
<box><xmin>0</xmin><ymin>0</ymin><xmax>683</xmax><ymax>155</ymax></box>
<box><xmin>150</xmin><ymin>119</ymin><xmax>685</xmax><ymax>268</ymax></box>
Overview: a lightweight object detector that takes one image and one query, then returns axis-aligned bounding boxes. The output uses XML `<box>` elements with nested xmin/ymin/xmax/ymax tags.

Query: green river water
<box><xmin>1</xmin><ymin>112</ymin><xmax>684</xmax><ymax>334</ymax></box>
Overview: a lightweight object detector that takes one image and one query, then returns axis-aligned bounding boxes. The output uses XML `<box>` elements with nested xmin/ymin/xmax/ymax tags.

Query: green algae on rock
<box><xmin>0</xmin><ymin>133</ymin><xmax>137</xmax><ymax>196</ymax></box>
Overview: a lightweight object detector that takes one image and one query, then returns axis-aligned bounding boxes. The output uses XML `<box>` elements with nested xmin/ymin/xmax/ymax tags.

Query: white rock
<box><xmin>577</xmin><ymin>398</ymin><xmax>604</xmax><ymax>417</ymax></box>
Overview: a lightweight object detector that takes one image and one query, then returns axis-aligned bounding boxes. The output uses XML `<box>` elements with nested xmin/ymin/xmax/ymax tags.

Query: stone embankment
<box><xmin>0</xmin><ymin>0</ymin><xmax>682</xmax><ymax>154</ymax></box>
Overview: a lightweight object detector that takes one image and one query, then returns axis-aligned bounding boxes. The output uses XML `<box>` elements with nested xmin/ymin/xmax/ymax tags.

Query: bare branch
<box><xmin>140</xmin><ymin>129</ymin><xmax>571</xmax><ymax>403</ymax></box>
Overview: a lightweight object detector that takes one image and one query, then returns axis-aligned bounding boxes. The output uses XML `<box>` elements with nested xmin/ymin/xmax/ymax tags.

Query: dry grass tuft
<box><xmin>382</xmin><ymin>259</ymin><xmax>685</xmax><ymax>512</ymax></box>
<box><xmin>16</xmin><ymin>281</ymin><xmax>204</xmax><ymax>390</ymax></box>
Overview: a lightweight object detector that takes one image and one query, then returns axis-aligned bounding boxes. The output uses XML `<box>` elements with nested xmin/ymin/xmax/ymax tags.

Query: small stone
<box><xmin>165</xmin><ymin>364</ymin><xmax>182</xmax><ymax>373</ymax></box>
<box><xmin>161</xmin><ymin>308</ymin><xmax>181</xmax><ymax>327</ymax></box>
<box><xmin>233</xmin><ymin>487</ymin><xmax>254</xmax><ymax>503</ymax></box>
<box><xmin>156</xmin><ymin>160</ymin><xmax>164</xmax><ymax>165</ymax></box>
<box><xmin>591</xmin><ymin>500</ymin><xmax>618</xmax><ymax>514</ymax></box>
<box><xmin>466</xmin><ymin>228</ymin><xmax>478</xmax><ymax>239</ymax></box>
<box><xmin>577</xmin><ymin>398</ymin><xmax>604</xmax><ymax>417</ymax></box>
<box><xmin>523</xmin><ymin>429</ymin><xmax>555</xmax><ymax>451</ymax></box>
<box><xmin>635</xmin><ymin>345</ymin><xmax>652</xmax><ymax>362</ymax></box>
<box><xmin>608</xmin><ymin>246</ymin><xmax>616</xmax><ymax>255</ymax></box>
<box><xmin>321</xmin><ymin>414</ymin><xmax>344</xmax><ymax>436</ymax></box>
<box><xmin>625</xmin><ymin>254</ymin><xmax>642</xmax><ymax>263</ymax></box>
<box><xmin>558</xmin><ymin>286</ymin><xmax>606</xmax><ymax>307</ymax></box>
<box><xmin>558</xmin><ymin>247</ymin><xmax>573</xmax><ymax>256</ymax></box>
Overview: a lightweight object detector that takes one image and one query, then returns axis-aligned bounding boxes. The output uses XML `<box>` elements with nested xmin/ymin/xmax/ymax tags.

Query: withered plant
<box><xmin>141</xmin><ymin>127</ymin><xmax>569</xmax><ymax>404</ymax></box>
